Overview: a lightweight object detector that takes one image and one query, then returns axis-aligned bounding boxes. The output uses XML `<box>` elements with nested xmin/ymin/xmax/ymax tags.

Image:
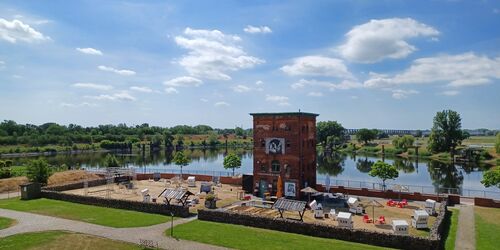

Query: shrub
<box><xmin>26</xmin><ymin>159</ymin><xmax>50</xmax><ymax>184</ymax></box>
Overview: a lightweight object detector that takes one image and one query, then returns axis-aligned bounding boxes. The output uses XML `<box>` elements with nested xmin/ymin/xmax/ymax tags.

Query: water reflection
<box><xmin>356</xmin><ymin>157</ymin><xmax>374</xmax><ymax>173</ymax></box>
<box><xmin>317</xmin><ymin>152</ymin><xmax>345</xmax><ymax>177</ymax></box>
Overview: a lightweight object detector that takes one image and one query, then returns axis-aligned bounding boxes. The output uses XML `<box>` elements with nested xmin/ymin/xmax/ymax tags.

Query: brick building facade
<box><xmin>250</xmin><ymin>112</ymin><xmax>318</xmax><ymax>199</ymax></box>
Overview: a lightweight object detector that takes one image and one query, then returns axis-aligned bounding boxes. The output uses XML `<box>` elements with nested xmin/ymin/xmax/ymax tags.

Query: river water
<box><xmin>6</xmin><ymin>148</ymin><xmax>499</xmax><ymax>199</ymax></box>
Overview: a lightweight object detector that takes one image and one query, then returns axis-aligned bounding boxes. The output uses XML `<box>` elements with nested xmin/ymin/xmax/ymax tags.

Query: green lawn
<box><xmin>171</xmin><ymin>220</ymin><xmax>390</xmax><ymax>250</ymax></box>
<box><xmin>475</xmin><ymin>206</ymin><xmax>500</xmax><ymax>250</ymax></box>
<box><xmin>444</xmin><ymin>208</ymin><xmax>459</xmax><ymax>250</ymax></box>
<box><xmin>0</xmin><ymin>216</ymin><xmax>16</xmax><ymax>229</ymax></box>
<box><xmin>0</xmin><ymin>198</ymin><xmax>171</xmax><ymax>228</ymax></box>
<box><xmin>0</xmin><ymin>231</ymin><xmax>148</xmax><ymax>250</ymax></box>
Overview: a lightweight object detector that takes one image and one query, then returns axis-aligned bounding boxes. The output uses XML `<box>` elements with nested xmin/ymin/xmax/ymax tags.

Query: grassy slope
<box><xmin>0</xmin><ymin>231</ymin><xmax>145</xmax><ymax>250</ymax></box>
<box><xmin>475</xmin><ymin>206</ymin><xmax>500</xmax><ymax>250</ymax></box>
<box><xmin>444</xmin><ymin>208</ymin><xmax>459</xmax><ymax>250</ymax></box>
<box><xmin>0</xmin><ymin>198</ymin><xmax>170</xmax><ymax>228</ymax></box>
<box><xmin>172</xmin><ymin>220</ymin><xmax>389</xmax><ymax>250</ymax></box>
<box><xmin>0</xmin><ymin>216</ymin><xmax>15</xmax><ymax>229</ymax></box>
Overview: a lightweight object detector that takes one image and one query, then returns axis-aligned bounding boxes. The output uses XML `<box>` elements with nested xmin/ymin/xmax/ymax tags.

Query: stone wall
<box><xmin>41</xmin><ymin>190</ymin><xmax>189</xmax><ymax>217</ymax></box>
<box><xmin>135</xmin><ymin>173</ymin><xmax>242</xmax><ymax>185</ymax></box>
<box><xmin>44</xmin><ymin>179</ymin><xmax>107</xmax><ymax>192</ymax></box>
<box><xmin>474</xmin><ymin>197</ymin><xmax>500</xmax><ymax>208</ymax></box>
<box><xmin>198</xmin><ymin>199</ymin><xmax>448</xmax><ymax>250</ymax></box>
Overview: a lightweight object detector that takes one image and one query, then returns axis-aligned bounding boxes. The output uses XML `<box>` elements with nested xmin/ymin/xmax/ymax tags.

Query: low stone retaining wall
<box><xmin>41</xmin><ymin>190</ymin><xmax>189</xmax><ymax>217</ymax></box>
<box><xmin>474</xmin><ymin>197</ymin><xmax>500</xmax><ymax>208</ymax></box>
<box><xmin>44</xmin><ymin>179</ymin><xmax>107</xmax><ymax>192</ymax></box>
<box><xmin>136</xmin><ymin>173</ymin><xmax>242</xmax><ymax>185</ymax></box>
<box><xmin>316</xmin><ymin>184</ymin><xmax>456</xmax><ymax>204</ymax></box>
<box><xmin>198</xmin><ymin>199</ymin><xmax>448</xmax><ymax>250</ymax></box>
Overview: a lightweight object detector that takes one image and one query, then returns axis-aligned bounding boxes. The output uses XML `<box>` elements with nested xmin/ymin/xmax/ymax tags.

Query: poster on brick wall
<box><xmin>285</xmin><ymin>181</ymin><xmax>296</xmax><ymax>197</ymax></box>
<box><xmin>265</xmin><ymin>138</ymin><xmax>285</xmax><ymax>155</ymax></box>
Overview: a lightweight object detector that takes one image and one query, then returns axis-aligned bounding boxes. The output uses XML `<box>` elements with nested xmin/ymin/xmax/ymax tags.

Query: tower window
<box><xmin>271</xmin><ymin>160</ymin><xmax>280</xmax><ymax>172</ymax></box>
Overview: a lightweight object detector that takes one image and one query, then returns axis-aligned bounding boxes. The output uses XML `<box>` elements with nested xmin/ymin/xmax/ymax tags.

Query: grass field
<box><xmin>171</xmin><ymin>220</ymin><xmax>390</xmax><ymax>250</ymax></box>
<box><xmin>0</xmin><ymin>216</ymin><xmax>16</xmax><ymax>229</ymax></box>
<box><xmin>444</xmin><ymin>208</ymin><xmax>459</xmax><ymax>250</ymax></box>
<box><xmin>475</xmin><ymin>206</ymin><xmax>500</xmax><ymax>250</ymax></box>
<box><xmin>0</xmin><ymin>198</ymin><xmax>171</xmax><ymax>228</ymax></box>
<box><xmin>0</xmin><ymin>231</ymin><xmax>148</xmax><ymax>250</ymax></box>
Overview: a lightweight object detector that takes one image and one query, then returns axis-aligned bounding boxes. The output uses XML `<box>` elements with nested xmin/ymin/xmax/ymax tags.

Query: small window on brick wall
<box><xmin>271</xmin><ymin>160</ymin><xmax>280</xmax><ymax>172</ymax></box>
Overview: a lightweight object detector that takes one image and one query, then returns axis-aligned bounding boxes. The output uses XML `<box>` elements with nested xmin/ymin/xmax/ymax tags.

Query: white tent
<box><xmin>337</xmin><ymin>212</ymin><xmax>353</xmax><ymax>229</ymax></box>
<box><xmin>392</xmin><ymin>220</ymin><xmax>409</xmax><ymax>235</ymax></box>
<box><xmin>412</xmin><ymin>210</ymin><xmax>429</xmax><ymax>229</ymax></box>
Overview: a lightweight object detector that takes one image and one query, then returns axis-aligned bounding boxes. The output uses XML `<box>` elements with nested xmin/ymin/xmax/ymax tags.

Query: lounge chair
<box><xmin>363</xmin><ymin>214</ymin><xmax>373</xmax><ymax>223</ymax></box>
<box><xmin>376</xmin><ymin>216</ymin><xmax>386</xmax><ymax>224</ymax></box>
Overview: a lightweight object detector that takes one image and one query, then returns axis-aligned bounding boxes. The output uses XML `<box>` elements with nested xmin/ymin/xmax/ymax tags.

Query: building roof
<box><xmin>337</xmin><ymin>212</ymin><xmax>352</xmax><ymax>219</ymax></box>
<box><xmin>249</xmin><ymin>112</ymin><xmax>319</xmax><ymax>117</ymax></box>
<box><xmin>392</xmin><ymin>220</ymin><xmax>409</xmax><ymax>226</ymax></box>
<box><xmin>414</xmin><ymin>210</ymin><xmax>429</xmax><ymax>217</ymax></box>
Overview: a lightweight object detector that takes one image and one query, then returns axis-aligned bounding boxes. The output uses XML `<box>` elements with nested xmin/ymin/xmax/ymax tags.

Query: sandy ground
<box><xmin>227</xmin><ymin>197</ymin><xmax>438</xmax><ymax>236</ymax></box>
<box><xmin>63</xmin><ymin>178</ymin><xmax>244</xmax><ymax>213</ymax></box>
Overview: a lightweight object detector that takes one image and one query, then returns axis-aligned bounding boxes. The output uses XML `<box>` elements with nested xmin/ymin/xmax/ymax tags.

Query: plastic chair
<box><xmin>401</xmin><ymin>199</ymin><xmax>408</xmax><ymax>205</ymax></box>
<box><xmin>363</xmin><ymin>214</ymin><xmax>372</xmax><ymax>223</ymax></box>
<box><xmin>376</xmin><ymin>216</ymin><xmax>386</xmax><ymax>224</ymax></box>
<box><xmin>386</xmin><ymin>200</ymin><xmax>395</xmax><ymax>206</ymax></box>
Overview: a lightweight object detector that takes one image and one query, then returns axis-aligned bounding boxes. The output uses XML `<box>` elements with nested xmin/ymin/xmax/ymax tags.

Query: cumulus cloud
<box><xmin>130</xmin><ymin>86</ymin><xmax>153</xmax><ymax>93</ymax></box>
<box><xmin>291</xmin><ymin>79</ymin><xmax>362</xmax><ymax>91</ymax></box>
<box><xmin>76</xmin><ymin>47</ymin><xmax>103</xmax><ymax>55</ymax></box>
<box><xmin>364</xmin><ymin>53</ymin><xmax>500</xmax><ymax>88</ymax></box>
<box><xmin>441</xmin><ymin>90</ymin><xmax>460</xmax><ymax>96</ymax></box>
<box><xmin>85</xmin><ymin>91</ymin><xmax>136</xmax><ymax>101</ymax></box>
<box><xmin>60</xmin><ymin>102</ymin><xmax>96</xmax><ymax>108</ymax></box>
<box><xmin>307</xmin><ymin>92</ymin><xmax>323</xmax><ymax>97</ymax></box>
<box><xmin>72</xmin><ymin>83</ymin><xmax>113</xmax><ymax>91</ymax></box>
<box><xmin>214</xmin><ymin>101</ymin><xmax>230</xmax><ymax>107</ymax></box>
<box><xmin>243</xmin><ymin>25</ymin><xmax>272</xmax><ymax>34</ymax></box>
<box><xmin>266</xmin><ymin>95</ymin><xmax>290</xmax><ymax>106</ymax></box>
<box><xmin>255</xmin><ymin>80</ymin><xmax>264</xmax><ymax>85</ymax></box>
<box><xmin>281</xmin><ymin>56</ymin><xmax>353</xmax><ymax>79</ymax></box>
<box><xmin>338</xmin><ymin>18</ymin><xmax>439</xmax><ymax>63</ymax></box>
<box><xmin>231</xmin><ymin>84</ymin><xmax>263</xmax><ymax>93</ymax></box>
<box><xmin>391</xmin><ymin>89</ymin><xmax>419</xmax><ymax>99</ymax></box>
<box><xmin>164</xmin><ymin>76</ymin><xmax>203</xmax><ymax>87</ymax></box>
<box><xmin>174</xmin><ymin>27</ymin><xmax>264</xmax><ymax>80</ymax></box>
<box><xmin>200</xmin><ymin>98</ymin><xmax>209</xmax><ymax>102</ymax></box>
<box><xmin>0</xmin><ymin>18</ymin><xmax>50</xmax><ymax>43</ymax></box>
<box><xmin>98</xmin><ymin>65</ymin><xmax>136</xmax><ymax>76</ymax></box>
<box><xmin>164</xmin><ymin>87</ymin><xmax>179</xmax><ymax>94</ymax></box>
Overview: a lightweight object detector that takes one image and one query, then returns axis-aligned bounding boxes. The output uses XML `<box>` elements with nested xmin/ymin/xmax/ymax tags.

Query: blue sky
<box><xmin>0</xmin><ymin>0</ymin><xmax>499</xmax><ymax>129</ymax></box>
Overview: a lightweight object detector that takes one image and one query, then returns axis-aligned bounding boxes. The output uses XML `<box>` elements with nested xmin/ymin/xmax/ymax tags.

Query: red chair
<box><xmin>386</xmin><ymin>200</ymin><xmax>395</xmax><ymax>206</ymax></box>
<box><xmin>363</xmin><ymin>214</ymin><xmax>372</xmax><ymax>223</ymax></box>
<box><xmin>401</xmin><ymin>199</ymin><xmax>408</xmax><ymax>206</ymax></box>
<box><xmin>376</xmin><ymin>216</ymin><xmax>386</xmax><ymax>224</ymax></box>
<box><xmin>397</xmin><ymin>203</ymin><xmax>404</xmax><ymax>208</ymax></box>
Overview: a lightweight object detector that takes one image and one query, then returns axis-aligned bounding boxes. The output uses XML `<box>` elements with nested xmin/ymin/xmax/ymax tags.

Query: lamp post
<box><xmin>170</xmin><ymin>212</ymin><xmax>174</xmax><ymax>237</ymax></box>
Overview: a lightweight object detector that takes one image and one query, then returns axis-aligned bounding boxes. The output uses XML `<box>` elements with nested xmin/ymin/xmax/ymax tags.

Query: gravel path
<box><xmin>455</xmin><ymin>204</ymin><xmax>476</xmax><ymax>250</ymax></box>
<box><xmin>0</xmin><ymin>208</ymin><xmax>227</xmax><ymax>250</ymax></box>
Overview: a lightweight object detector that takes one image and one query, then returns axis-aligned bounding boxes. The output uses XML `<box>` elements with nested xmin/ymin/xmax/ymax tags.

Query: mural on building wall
<box><xmin>285</xmin><ymin>181</ymin><xmax>296</xmax><ymax>197</ymax></box>
<box><xmin>265</xmin><ymin>138</ymin><xmax>285</xmax><ymax>155</ymax></box>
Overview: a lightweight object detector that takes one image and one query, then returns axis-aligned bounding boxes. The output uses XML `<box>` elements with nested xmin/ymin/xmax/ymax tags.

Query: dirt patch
<box><xmin>48</xmin><ymin>170</ymin><xmax>101</xmax><ymax>186</ymax></box>
<box><xmin>0</xmin><ymin>176</ymin><xmax>28</xmax><ymax>193</ymax></box>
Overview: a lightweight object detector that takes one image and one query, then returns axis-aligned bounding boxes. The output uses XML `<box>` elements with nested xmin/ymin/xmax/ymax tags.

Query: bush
<box><xmin>26</xmin><ymin>159</ymin><xmax>50</xmax><ymax>184</ymax></box>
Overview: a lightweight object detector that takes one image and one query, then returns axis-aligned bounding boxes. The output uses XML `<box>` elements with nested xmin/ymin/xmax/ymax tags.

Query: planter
<box><xmin>205</xmin><ymin>199</ymin><xmax>217</xmax><ymax>209</ymax></box>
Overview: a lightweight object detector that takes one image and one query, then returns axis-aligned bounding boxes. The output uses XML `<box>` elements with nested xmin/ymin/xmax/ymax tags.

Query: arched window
<box><xmin>271</xmin><ymin>160</ymin><xmax>280</xmax><ymax>172</ymax></box>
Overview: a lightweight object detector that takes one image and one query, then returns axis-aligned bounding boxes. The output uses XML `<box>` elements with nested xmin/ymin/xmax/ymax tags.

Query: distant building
<box><xmin>250</xmin><ymin>112</ymin><xmax>318</xmax><ymax>199</ymax></box>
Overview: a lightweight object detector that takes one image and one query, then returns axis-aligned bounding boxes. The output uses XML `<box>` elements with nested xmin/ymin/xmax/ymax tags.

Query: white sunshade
<box><xmin>347</xmin><ymin>197</ymin><xmax>358</xmax><ymax>204</ymax></box>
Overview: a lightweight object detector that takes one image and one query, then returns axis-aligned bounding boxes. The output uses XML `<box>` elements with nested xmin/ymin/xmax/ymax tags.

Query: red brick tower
<box><xmin>250</xmin><ymin>112</ymin><xmax>318</xmax><ymax>199</ymax></box>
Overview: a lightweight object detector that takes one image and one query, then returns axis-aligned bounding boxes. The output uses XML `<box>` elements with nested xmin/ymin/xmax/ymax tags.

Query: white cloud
<box><xmin>266</xmin><ymin>95</ymin><xmax>290</xmax><ymax>106</ymax></box>
<box><xmin>231</xmin><ymin>84</ymin><xmax>263</xmax><ymax>93</ymax></box>
<box><xmin>0</xmin><ymin>18</ymin><xmax>50</xmax><ymax>43</ymax></box>
<box><xmin>255</xmin><ymin>80</ymin><xmax>264</xmax><ymax>85</ymax></box>
<box><xmin>351</xmin><ymin>95</ymin><xmax>359</xmax><ymax>99</ymax></box>
<box><xmin>307</xmin><ymin>92</ymin><xmax>323</xmax><ymax>97</ymax></box>
<box><xmin>174</xmin><ymin>27</ymin><xmax>264</xmax><ymax>80</ymax></box>
<box><xmin>441</xmin><ymin>90</ymin><xmax>460</xmax><ymax>96</ymax></box>
<box><xmin>281</xmin><ymin>56</ymin><xmax>353</xmax><ymax>79</ymax></box>
<box><xmin>76</xmin><ymin>47</ymin><xmax>103</xmax><ymax>55</ymax></box>
<box><xmin>364</xmin><ymin>53</ymin><xmax>500</xmax><ymax>88</ymax></box>
<box><xmin>200</xmin><ymin>98</ymin><xmax>209</xmax><ymax>102</ymax></box>
<box><xmin>0</xmin><ymin>60</ymin><xmax>5</xmax><ymax>69</ymax></box>
<box><xmin>85</xmin><ymin>91</ymin><xmax>136</xmax><ymax>101</ymax></box>
<box><xmin>98</xmin><ymin>65</ymin><xmax>136</xmax><ymax>76</ymax></box>
<box><xmin>291</xmin><ymin>79</ymin><xmax>362</xmax><ymax>91</ymax></box>
<box><xmin>164</xmin><ymin>87</ymin><xmax>179</xmax><ymax>94</ymax></box>
<box><xmin>391</xmin><ymin>89</ymin><xmax>419</xmax><ymax>99</ymax></box>
<box><xmin>60</xmin><ymin>102</ymin><xmax>96</xmax><ymax>108</ymax></box>
<box><xmin>338</xmin><ymin>18</ymin><xmax>439</xmax><ymax>63</ymax></box>
<box><xmin>164</xmin><ymin>76</ymin><xmax>203</xmax><ymax>87</ymax></box>
<box><xmin>243</xmin><ymin>25</ymin><xmax>272</xmax><ymax>34</ymax></box>
<box><xmin>130</xmin><ymin>86</ymin><xmax>153</xmax><ymax>93</ymax></box>
<box><xmin>72</xmin><ymin>83</ymin><xmax>113</xmax><ymax>91</ymax></box>
<box><xmin>214</xmin><ymin>101</ymin><xmax>230</xmax><ymax>107</ymax></box>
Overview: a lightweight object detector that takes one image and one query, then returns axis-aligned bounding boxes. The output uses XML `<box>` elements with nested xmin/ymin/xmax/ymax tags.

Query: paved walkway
<box><xmin>0</xmin><ymin>209</ymin><xmax>226</xmax><ymax>250</ymax></box>
<box><xmin>0</xmin><ymin>192</ymin><xmax>20</xmax><ymax>200</ymax></box>
<box><xmin>455</xmin><ymin>204</ymin><xmax>475</xmax><ymax>250</ymax></box>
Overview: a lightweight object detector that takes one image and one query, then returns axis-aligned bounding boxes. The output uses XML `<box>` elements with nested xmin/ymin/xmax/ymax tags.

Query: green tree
<box><xmin>316</xmin><ymin>121</ymin><xmax>346</xmax><ymax>150</ymax></box>
<box><xmin>481</xmin><ymin>169</ymin><xmax>500</xmax><ymax>188</ymax></box>
<box><xmin>104</xmin><ymin>154</ymin><xmax>120</xmax><ymax>168</ymax></box>
<box><xmin>164</xmin><ymin>131</ymin><xmax>174</xmax><ymax>150</ymax></box>
<box><xmin>369</xmin><ymin>160</ymin><xmax>399</xmax><ymax>190</ymax></box>
<box><xmin>223</xmin><ymin>153</ymin><xmax>242</xmax><ymax>176</ymax></box>
<box><xmin>26</xmin><ymin>159</ymin><xmax>50</xmax><ymax>184</ymax></box>
<box><xmin>392</xmin><ymin>135</ymin><xmax>415</xmax><ymax>151</ymax></box>
<box><xmin>173</xmin><ymin>151</ymin><xmax>191</xmax><ymax>178</ymax></box>
<box><xmin>356</xmin><ymin>128</ymin><xmax>377</xmax><ymax>145</ymax></box>
<box><xmin>207</xmin><ymin>132</ymin><xmax>218</xmax><ymax>147</ymax></box>
<box><xmin>427</xmin><ymin>110</ymin><xmax>468</xmax><ymax>154</ymax></box>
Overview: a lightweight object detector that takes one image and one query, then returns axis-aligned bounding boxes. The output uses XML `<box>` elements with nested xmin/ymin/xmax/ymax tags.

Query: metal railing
<box><xmin>87</xmin><ymin>167</ymin><xmax>245</xmax><ymax>177</ymax></box>
<box><xmin>318</xmin><ymin>178</ymin><xmax>500</xmax><ymax>200</ymax></box>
